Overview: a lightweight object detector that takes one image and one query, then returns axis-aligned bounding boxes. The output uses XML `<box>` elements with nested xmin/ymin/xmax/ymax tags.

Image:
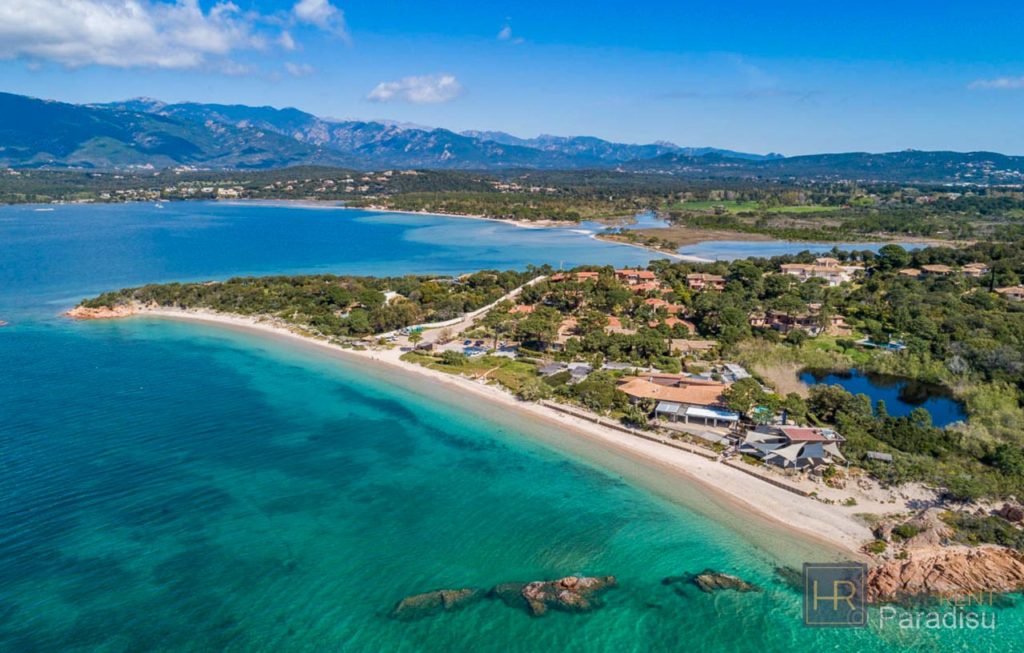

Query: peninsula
<box><xmin>69</xmin><ymin>238</ymin><xmax>1024</xmax><ymax>601</ymax></box>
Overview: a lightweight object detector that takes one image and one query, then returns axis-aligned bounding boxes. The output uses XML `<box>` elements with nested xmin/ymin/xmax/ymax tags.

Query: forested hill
<box><xmin>3</xmin><ymin>91</ymin><xmax>1024</xmax><ymax>182</ymax></box>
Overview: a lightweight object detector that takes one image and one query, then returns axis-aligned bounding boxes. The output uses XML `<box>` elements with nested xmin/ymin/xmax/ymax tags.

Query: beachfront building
<box><xmin>686</xmin><ymin>273</ymin><xmax>726</xmax><ymax>292</ymax></box>
<box><xmin>739</xmin><ymin>425</ymin><xmax>845</xmax><ymax>470</ymax></box>
<box><xmin>616</xmin><ymin>374</ymin><xmax>738</xmax><ymax>427</ymax></box>
<box><xmin>996</xmin><ymin>286</ymin><xmax>1024</xmax><ymax>302</ymax></box>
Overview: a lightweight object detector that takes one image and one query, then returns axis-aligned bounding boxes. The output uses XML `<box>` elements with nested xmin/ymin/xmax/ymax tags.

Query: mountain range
<box><xmin>2</xmin><ymin>91</ymin><xmax>1023</xmax><ymax>184</ymax></box>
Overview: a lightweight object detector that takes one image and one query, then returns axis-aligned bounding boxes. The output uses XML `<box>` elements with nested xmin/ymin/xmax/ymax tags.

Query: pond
<box><xmin>799</xmin><ymin>368</ymin><xmax>966</xmax><ymax>428</ymax></box>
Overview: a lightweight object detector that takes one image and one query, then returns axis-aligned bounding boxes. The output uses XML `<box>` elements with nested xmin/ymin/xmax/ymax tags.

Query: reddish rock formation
<box><xmin>867</xmin><ymin>546</ymin><xmax>1024</xmax><ymax>603</ymax></box>
<box><xmin>64</xmin><ymin>305</ymin><xmax>135</xmax><ymax>320</ymax></box>
<box><xmin>490</xmin><ymin>575</ymin><xmax>617</xmax><ymax>616</ymax></box>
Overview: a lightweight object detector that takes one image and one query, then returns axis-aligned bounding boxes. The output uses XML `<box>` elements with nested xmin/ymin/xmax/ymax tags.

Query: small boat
<box><xmin>34</xmin><ymin>208</ymin><xmax>55</xmax><ymax>212</ymax></box>
<box><xmin>154</xmin><ymin>203</ymin><xmax>164</xmax><ymax>208</ymax></box>
<box><xmin>0</xmin><ymin>320</ymin><xmax>8</xmax><ymax>327</ymax></box>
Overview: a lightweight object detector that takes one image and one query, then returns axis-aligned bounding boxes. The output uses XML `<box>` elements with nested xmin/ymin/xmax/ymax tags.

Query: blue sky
<box><xmin>2</xmin><ymin>0</ymin><xmax>1023</xmax><ymax>155</ymax></box>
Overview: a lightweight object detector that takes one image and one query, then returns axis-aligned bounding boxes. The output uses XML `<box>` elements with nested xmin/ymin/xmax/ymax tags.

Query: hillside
<box><xmin>3</xmin><ymin>92</ymin><xmax>1024</xmax><ymax>181</ymax></box>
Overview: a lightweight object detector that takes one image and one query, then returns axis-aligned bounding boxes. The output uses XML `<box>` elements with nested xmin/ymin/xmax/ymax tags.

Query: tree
<box><xmin>876</xmin><ymin>244</ymin><xmax>911</xmax><ymax>271</ymax></box>
<box><xmin>408</xmin><ymin>331</ymin><xmax>423</xmax><ymax>346</ymax></box>
<box><xmin>722</xmin><ymin>378</ymin><xmax>777</xmax><ymax>417</ymax></box>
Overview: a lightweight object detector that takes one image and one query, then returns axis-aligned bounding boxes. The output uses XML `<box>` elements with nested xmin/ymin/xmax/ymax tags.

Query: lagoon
<box><xmin>678</xmin><ymin>239</ymin><xmax>894</xmax><ymax>261</ymax></box>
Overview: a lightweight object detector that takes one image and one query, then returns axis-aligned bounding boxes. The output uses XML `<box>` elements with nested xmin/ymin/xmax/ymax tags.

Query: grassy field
<box><xmin>399</xmin><ymin>351</ymin><xmax>539</xmax><ymax>392</ymax></box>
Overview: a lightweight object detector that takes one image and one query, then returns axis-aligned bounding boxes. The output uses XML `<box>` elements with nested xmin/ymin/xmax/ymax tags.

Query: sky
<box><xmin>1</xmin><ymin>0</ymin><xmax>1023</xmax><ymax>155</ymax></box>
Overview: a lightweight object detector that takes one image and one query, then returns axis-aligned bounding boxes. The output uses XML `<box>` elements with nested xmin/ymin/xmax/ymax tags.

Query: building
<box><xmin>996</xmin><ymin>286</ymin><xmax>1024</xmax><ymax>302</ymax></box>
<box><xmin>780</xmin><ymin>263</ymin><xmax>854</xmax><ymax>286</ymax></box>
<box><xmin>509</xmin><ymin>304</ymin><xmax>535</xmax><ymax>314</ymax></box>
<box><xmin>961</xmin><ymin>263</ymin><xmax>990</xmax><ymax>278</ymax></box>
<box><xmin>686</xmin><ymin>273</ymin><xmax>726</xmax><ymax>292</ymax></box>
<box><xmin>898</xmin><ymin>268</ymin><xmax>922</xmax><ymax>278</ymax></box>
<box><xmin>605</xmin><ymin>315</ymin><xmax>638</xmax><ymax>335</ymax></box>
<box><xmin>550</xmin><ymin>271</ymin><xmax>601</xmax><ymax>283</ymax></box>
<box><xmin>617</xmin><ymin>374</ymin><xmax>737</xmax><ymax>426</ymax></box>
<box><xmin>670</xmin><ymin>339</ymin><xmax>717</xmax><ymax>355</ymax></box>
<box><xmin>739</xmin><ymin>425</ymin><xmax>845</xmax><ymax>470</ymax></box>
<box><xmin>615</xmin><ymin>269</ymin><xmax>657</xmax><ymax>286</ymax></box>
<box><xmin>920</xmin><ymin>264</ymin><xmax>954</xmax><ymax>276</ymax></box>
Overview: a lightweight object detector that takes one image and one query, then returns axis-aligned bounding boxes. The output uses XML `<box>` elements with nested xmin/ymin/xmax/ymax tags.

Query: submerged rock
<box><xmin>389</xmin><ymin>588</ymin><xmax>484</xmax><ymax>620</ymax></box>
<box><xmin>774</xmin><ymin>566</ymin><xmax>803</xmax><ymax>590</ymax></box>
<box><xmin>680</xmin><ymin>570</ymin><xmax>762</xmax><ymax>593</ymax></box>
<box><xmin>489</xmin><ymin>575</ymin><xmax>617</xmax><ymax>617</ymax></box>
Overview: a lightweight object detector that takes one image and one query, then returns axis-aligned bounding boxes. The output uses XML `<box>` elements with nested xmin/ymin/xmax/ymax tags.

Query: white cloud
<box><xmin>278</xmin><ymin>30</ymin><xmax>296</xmax><ymax>51</ymax></box>
<box><xmin>367</xmin><ymin>74</ymin><xmax>462</xmax><ymax>104</ymax></box>
<box><xmin>497</xmin><ymin>23</ymin><xmax>523</xmax><ymax>44</ymax></box>
<box><xmin>0</xmin><ymin>0</ymin><xmax>348</xmax><ymax>71</ymax></box>
<box><xmin>0</xmin><ymin>0</ymin><xmax>266</xmax><ymax>70</ymax></box>
<box><xmin>969</xmin><ymin>76</ymin><xmax>1024</xmax><ymax>90</ymax></box>
<box><xmin>284</xmin><ymin>62</ymin><xmax>314</xmax><ymax>77</ymax></box>
<box><xmin>293</xmin><ymin>0</ymin><xmax>348</xmax><ymax>40</ymax></box>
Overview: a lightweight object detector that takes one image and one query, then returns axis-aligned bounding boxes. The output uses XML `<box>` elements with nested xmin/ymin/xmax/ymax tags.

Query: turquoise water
<box><xmin>0</xmin><ymin>202</ymin><xmax>1017</xmax><ymax>651</ymax></box>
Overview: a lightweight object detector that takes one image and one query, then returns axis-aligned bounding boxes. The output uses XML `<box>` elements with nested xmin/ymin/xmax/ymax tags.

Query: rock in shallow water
<box><xmin>501</xmin><ymin>575</ymin><xmax>618</xmax><ymax>617</ymax></box>
<box><xmin>389</xmin><ymin>588</ymin><xmax>485</xmax><ymax>620</ymax></box>
<box><xmin>663</xmin><ymin>570</ymin><xmax>761</xmax><ymax>594</ymax></box>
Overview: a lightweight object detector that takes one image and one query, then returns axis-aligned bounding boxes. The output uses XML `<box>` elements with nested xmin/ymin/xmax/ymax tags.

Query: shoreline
<box><xmin>90</xmin><ymin>305</ymin><xmax>875</xmax><ymax>561</ymax></box>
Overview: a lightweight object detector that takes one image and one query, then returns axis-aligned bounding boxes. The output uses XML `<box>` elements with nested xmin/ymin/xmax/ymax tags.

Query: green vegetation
<box><xmin>82</xmin><ymin>270</ymin><xmax>536</xmax><ymax>338</ymax></box>
<box><xmin>943</xmin><ymin>512</ymin><xmax>1024</xmax><ymax>550</ymax></box>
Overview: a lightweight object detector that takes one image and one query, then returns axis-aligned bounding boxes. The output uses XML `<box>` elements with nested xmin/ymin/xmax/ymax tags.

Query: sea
<box><xmin>0</xmin><ymin>201</ymin><xmax>1014</xmax><ymax>651</ymax></box>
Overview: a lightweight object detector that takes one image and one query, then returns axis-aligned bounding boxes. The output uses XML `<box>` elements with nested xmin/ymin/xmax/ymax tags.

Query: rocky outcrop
<box><xmin>662</xmin><ymin>570</ymin><xmax>761</xmax><ymax>594</ymax></box>
<box><xmin>64</xmin><ymin>305</ymin><xmax>135</xmax><ymax>320</ymax></box>
<box><xmin>866</xmin><ymin>546</ymin><xmax>1024</xmax><ymax>603</ymax></box>
<box><xmin>996</xmin><ymin>503</ymin><xmax>1024</xmax><ymax>523</ymax></box>
<box><xmin>489</xmin><ymin>575</ymin><xmax>617</xmax><ymax>617</ymax></box>
<box><xmin>389</xmin><ymin>588</ymin><xmax>484</xmax><ymax>620</ymax></box>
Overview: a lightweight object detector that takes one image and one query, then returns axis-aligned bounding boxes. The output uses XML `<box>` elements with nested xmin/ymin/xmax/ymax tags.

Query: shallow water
<box><xmin>677</xmin><ymin>239</ymin><xmax>896</xmax><ymax>260</ymax></box>
<box><xmin>0</xmin><ymin>202</ymin><xmax>1016</xmax><ymax>651</ymax></box>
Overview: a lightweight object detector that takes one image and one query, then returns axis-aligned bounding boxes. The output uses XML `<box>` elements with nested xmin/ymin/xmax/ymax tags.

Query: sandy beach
<box><xmin>109</xmin><ymin>306</ymin><xmax>879</xmax><ymax>561</ymax></box>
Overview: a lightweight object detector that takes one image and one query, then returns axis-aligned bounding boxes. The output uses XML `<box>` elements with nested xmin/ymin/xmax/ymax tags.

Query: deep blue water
<box><xmin>0</xmin><ymin>201</ymin><xmax>1011</xmax><ymax>651</ymax></box>
<box><xmin>800</xmin><ymin>369</ymin><xmax>967</xmax><ymax>428</ymax></box>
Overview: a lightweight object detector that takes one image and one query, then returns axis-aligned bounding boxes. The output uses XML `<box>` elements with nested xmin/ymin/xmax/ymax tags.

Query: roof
<box><xmin>617</xmin><ymin>377</ymin><xmax>728</xmax><ymax>407</ymax></box>
<box><xmin>684</xmin><ymin>406</ymin><xmax>739</xmax><ymax>421</ymax></box>
<box><xmin>615</xmin><ymin>269</ymin><xmax>656</xmax><ymax>279</ymax></box>
<box><xmin>921</xmin><ymin>264</ymin><xmax>953</xmax><ymax>273</ymax></box>
<box><xmin>779</xmin><ymin>426</ymin><xmax>833</xmax><ymax>442</ymax></box>
<box><xmin>686</xmin><ymin>273</ymin><xmax>725</xmax><ymax>282</ymax></box>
